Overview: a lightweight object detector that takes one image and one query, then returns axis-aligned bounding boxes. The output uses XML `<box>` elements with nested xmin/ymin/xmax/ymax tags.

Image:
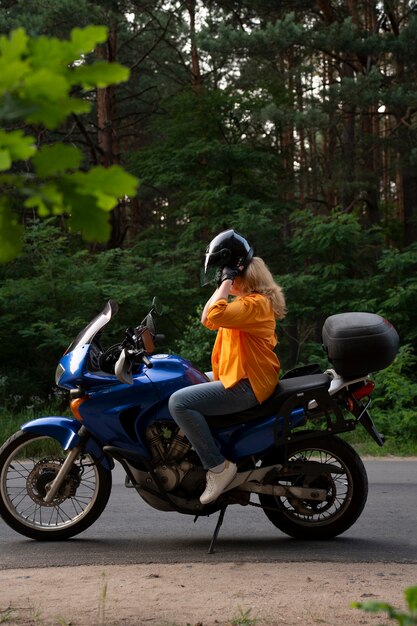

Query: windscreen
<box><xmin>64</xmin><ymin>300</ymin><xmax>119</xmax><ymax>354</ymax></box>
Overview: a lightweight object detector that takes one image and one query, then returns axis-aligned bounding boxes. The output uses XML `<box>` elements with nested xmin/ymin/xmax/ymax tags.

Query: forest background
<box><xmin>0</xmin><ymin>0</ymin><xmax>416</xmax><ymax>452</ymax></box>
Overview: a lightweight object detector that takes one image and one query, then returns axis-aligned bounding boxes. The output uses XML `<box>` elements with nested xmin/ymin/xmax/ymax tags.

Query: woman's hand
<box><xmin>216</xmin><ymin>266</ymin><xmax>240</xmax><ymax>286</ymax></box>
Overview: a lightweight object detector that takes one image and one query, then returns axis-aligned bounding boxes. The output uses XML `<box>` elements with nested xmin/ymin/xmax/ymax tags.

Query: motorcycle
<box><xmin>0</xmin><ymin>298</ymin><xmax>399</xmax><ymax>552</ymax></box>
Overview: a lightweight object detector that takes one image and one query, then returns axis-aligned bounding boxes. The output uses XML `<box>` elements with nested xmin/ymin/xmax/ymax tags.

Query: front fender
<box><xmin>22</xmin><ymin>416</ymin><xmax>82</xmax><ymax>449</ymax></box>
<box><xmin>21</xmin><ymin>417</ymin><xmax>113</xmax><ymax>470</ymax></box>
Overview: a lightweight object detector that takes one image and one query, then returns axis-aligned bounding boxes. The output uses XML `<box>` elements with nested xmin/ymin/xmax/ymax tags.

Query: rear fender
<box><xmin>21</xmin><ymin>417</ymin><xmax>113</xmax><ymax>469</ymax></box>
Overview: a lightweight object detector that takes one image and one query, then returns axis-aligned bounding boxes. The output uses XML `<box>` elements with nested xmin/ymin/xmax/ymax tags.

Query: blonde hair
<box><xmin>237</xmin><ymin>257</ymin><xmax>286</xmax><ymax>320</ymax></box>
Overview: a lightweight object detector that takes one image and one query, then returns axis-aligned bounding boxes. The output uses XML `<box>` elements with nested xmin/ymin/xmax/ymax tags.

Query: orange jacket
<box><xmin>204</xmin><ymin>293</ymin><xmax>280</xmax><ymax>403</ymax></box>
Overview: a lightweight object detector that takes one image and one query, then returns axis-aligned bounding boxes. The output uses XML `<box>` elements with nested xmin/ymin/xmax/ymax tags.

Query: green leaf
<box><xmin>71</xmin><ymin>165</ymin><xmax>139</xmax><ymax>197</ymax></box>
<box><xmin>0</xmin><ymin>149</ymin><xmax>11</xmax><ymax>171</ymax></box>
<box><xmin>72</xmin><ymin>61</ymin><xmax>130</xmax><ymax>88</ymax></box>
<box><xmin>22</xmin><ymin>69</ymin><xmax>69</xmax><ymax>102</ymax></box>
<box><xmin>352</xmin><ymin>600</ymin><xmax>394</xmax><ymax>613</ymax></box>
<box><xmin>0</xmin><ymin>129</ymin><xmax>36</xmax><ymax>164</ymax></box>
<box><xmin>0</xmin><ymin>59</ymin><xmax>30</xmax><ymax>93</ymax></box>
<box><xmin>93</xmin><ymin>191</ymin><xmax>118</xmax><ymax>211</ymax></box>
<box><xmin>0</xmin><ymin>200</ymin><xmax>23</xmax><ymax>263</ymax></box>
<box><xmin>24</xmin><ymin>184</ymin><xmax>64</xmax><ymax>216</ymax></box>
<box><xmin>405</xmin><ymin>586</ymin><xmax>417</xmax><ymax>612</ymax></box>
<box><xmin>70</xmin><ymin>26</ymin><xmax>108</xmax><ymax>55</ymax></box>
<box><xmin>33</xmin><ymin>144</ymin><xmax>82</xmax><ymax>177</ymax></box>
<box><xmin>0</xmin><ymin>29</ymin><xmax>30</xmax><ymax>93</ymax></box>
<box><xmin>66</xmin><ymin>191</ymin><xmax>112</xmax><ymax>242</ymax></box>
<box><xmin>0</xmin><ymin>28</ymin><xmax>28</xmax><ymax>61</ymax></box>
<box><xmin>24</xmin><ymin>97</ymin><xmax>91</xmax><ymax>129</ymax></box>
<box><xmin>68</xmin><ymin>166</ymin><xmax>138</xmax><ymax>220</ymax></box>
<box><xmin>23</xmin><ymin>195</ymin><xmax>49</xmax><ymax>216</ymax></box>
<box><xmin>29</xmin><ymin>36</ymin><xmax>75</xmax><ymax>70</ymax></box>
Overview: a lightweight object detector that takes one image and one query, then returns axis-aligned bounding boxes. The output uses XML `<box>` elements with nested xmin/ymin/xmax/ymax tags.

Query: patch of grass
<box><xmin>0</xmin><ymin>607</ymin><xmax>16</xmax><ymax>624</ymax></box>
<box><xmin>229</xmin><ymin>607</ymin><xmax>259</xmax><ymax>626</ymax></box>
<box><xmin>0</xmin><ymin>604</ymin><xmax>72</xmax><ymax>626</ymax></box>
<box><xmin>29</xmin><ymin>604</ymin><xmax>46</xmax><ymax>626</ymax></box>
<box><xmin>97</xmin><ymin>572</ymin><xmax>108</xmax><ymax>626</ymax></box>
<box><xmin>341</xmin><ymin>430</ymin><xmax>417</xmax><ymax>457</ymax></box>
<box><xmin>0</xmin><ymin>405</ymin><xmax>72</xmax><ymax>457</ymax></box>
<box><xmin>0</xmin><ymin>405</ymin><xmax>69</xmax><ymax>438</ymax></box>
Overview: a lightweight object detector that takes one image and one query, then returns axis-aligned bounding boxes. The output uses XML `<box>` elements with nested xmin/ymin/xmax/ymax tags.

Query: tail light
<box><xmin>352</xmin><ymin>381</ymin><xmax>375</xmax><ymax>400</ymax></box>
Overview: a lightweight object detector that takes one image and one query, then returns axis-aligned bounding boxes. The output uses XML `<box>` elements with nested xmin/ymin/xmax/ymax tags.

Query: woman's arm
<box><xmin>206</xmin><ymin>293</ymin><xmax>270</xmax><ymax>331</ymax></box>
<box><xmin>201</xmin><ymin>280</ymin><xmax>233</xmax><ymax>325</ymax></box>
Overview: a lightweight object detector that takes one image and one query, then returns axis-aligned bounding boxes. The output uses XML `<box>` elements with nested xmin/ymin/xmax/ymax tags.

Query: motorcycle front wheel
<box><xmin>0</xmin><ymin>430</ymin><xmax>112</xmax><ymax>540</ymax></box>
<box><xmin>259</xmin><ymin>435</ymin><xmax>368</xmax><ymax>539</ymax></box>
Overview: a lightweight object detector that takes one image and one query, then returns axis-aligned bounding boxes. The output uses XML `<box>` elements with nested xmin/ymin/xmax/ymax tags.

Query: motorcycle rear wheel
<box><xmin>0</xmin><ymin>430</ymin><xmax>112</xmax><ymax>540</ymax></box>
<box><xmin>259</xmin><ymin>435</ymin><xmax>368</xmax><ymax>539</ymax></box>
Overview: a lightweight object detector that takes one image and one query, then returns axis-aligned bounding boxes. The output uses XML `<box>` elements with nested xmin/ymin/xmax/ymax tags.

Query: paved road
<box><xmin>0</xmin><ymin>460</ymin><xmax>416</xmax><ymax>569</ymax></box>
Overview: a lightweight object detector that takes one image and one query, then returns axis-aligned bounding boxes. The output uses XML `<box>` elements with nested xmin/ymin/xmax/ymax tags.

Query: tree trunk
<box><xmin>96</xmin><ymin>24</ymin><xmax>127</xmax><ymax>248</ymax></box>
<box><xmin>340</xmin><ymin>61</ymin><xmax>356</xmax><ymax>211</ymax></box>
<box><xmin>186</xmin><ymin>0</ymin><xmax>203</xmax><ymax>92</ymax></box>
<box><xmin>401</xmin><ymin>166</ymin><xmax>417</xmax><ymax>245</ymax></box>
<box><xmin>387</xmin><ymin>4</ymin><xmax>417</xmax><ymax>245</ymax></box>
<box><xmin>396</xmin><ymin>113</ymin><xmax>417</xmax><ymax>245</ymax></box>
<box><xmin>96</xmin><ymin>25</ymin><xmax>118</xmax><ymax>168</ymax></box>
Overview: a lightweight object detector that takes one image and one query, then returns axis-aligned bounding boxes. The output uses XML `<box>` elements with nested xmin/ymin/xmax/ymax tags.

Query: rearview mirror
<box><xmin>140</xmin><ymin>327</ymin><xmax>155</xmax><ymax>353</ymax></box>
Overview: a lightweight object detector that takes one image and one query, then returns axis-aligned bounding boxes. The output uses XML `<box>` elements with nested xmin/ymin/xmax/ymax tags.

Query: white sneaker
<box><xmin>200</xmin><ymin>460</ymin><xmax>237</xmax><ymax>505</ymax></box>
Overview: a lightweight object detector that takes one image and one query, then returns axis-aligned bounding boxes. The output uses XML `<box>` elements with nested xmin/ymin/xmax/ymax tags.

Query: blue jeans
<box><xmin>168</xmin><ymin>379</ymin><xmax>259</xmax><ymax>469</ymax></box>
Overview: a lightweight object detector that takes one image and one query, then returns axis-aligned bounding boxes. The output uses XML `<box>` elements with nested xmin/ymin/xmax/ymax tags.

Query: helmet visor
<box><xmin>200</xmin><ymin>264</ymin><xmax>219</xmax><ymax>287</ymax></box>
<box><xmin>201</xmin><ymin>246</ymin><xmax>232</xmax><ymax>286</ymax></box>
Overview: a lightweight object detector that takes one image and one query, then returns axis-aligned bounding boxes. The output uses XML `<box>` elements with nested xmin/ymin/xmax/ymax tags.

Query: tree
<box><xmin>0</xmin><ymin>25</ymin><xmax>138</xmax><ymax>262</ymax></box>
<box><xmin>1</xmin><ymin>1</ymin><xmax>417</xmax><ymax>423</ymax></box>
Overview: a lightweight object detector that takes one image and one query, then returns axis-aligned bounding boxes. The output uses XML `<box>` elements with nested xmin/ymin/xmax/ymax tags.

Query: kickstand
<box><xmin>208</xmin><ymin>505</ymin><xmax>227</xmax><ymax>554</ymax></box>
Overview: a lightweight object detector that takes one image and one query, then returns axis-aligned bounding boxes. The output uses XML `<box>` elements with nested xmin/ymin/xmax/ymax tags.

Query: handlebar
<box><xmin>142</xmin><ymin>354</ymin><xmax>153</xmax><ymax>368</ymax></box>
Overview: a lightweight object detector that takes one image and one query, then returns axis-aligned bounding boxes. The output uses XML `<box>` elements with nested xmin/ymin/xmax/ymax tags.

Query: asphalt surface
<box><xmin>0</xmin><ymin>459</ymin><xmax>416</xmax><ymax>568</ymax></box>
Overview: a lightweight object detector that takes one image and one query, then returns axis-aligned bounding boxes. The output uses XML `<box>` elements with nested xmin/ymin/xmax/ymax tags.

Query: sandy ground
<box><xmin>0</xmin><ymin>561</ymin><xmax>416</xmax><ymax>626</ymax></box>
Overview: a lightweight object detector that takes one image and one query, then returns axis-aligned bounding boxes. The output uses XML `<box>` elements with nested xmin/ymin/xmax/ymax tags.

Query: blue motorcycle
<box><xmin>0</xmin><ymin>299</ymin><xmax>399</xmax><ymax>550</ymax></box>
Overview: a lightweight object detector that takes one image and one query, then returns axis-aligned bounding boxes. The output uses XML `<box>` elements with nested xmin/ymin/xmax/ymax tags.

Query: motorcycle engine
<box><xmin>144</xmin><ymin>423</ymin><xmax>205</xmax><ymax>496</ymax></box>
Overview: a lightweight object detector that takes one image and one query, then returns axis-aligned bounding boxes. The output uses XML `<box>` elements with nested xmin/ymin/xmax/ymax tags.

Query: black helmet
<box><xmin>203</xmin><ymin>229</ymin><xmax>254</xmax><ymax>283</ymax></box>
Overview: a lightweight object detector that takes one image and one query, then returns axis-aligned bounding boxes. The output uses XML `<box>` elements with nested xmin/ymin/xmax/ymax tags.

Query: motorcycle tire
<box><xmin>0</xmin><ymin>430</ymin><xmax>112</xmax><ymax>541</ymax></box>
<box><xmin>259</xmin><ymin>434</ymin><xmax>368</xmax><ymax>540</ymax></box>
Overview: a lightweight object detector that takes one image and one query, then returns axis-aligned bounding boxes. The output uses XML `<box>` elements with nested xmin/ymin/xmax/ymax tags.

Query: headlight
<box><xmin>55</xmin><ymin>363</ymin><xmax>65</xmax><ymax>385</ymax></box>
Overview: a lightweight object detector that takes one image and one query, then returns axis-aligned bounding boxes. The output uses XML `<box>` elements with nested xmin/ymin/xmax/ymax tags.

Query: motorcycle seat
<box><xmin>206</xmin><ymin>373</ymin><xmax>331</xmax><ymax>427</ymax></box>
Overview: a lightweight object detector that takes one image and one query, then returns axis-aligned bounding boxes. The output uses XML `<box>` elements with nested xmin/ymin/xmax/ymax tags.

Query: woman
<box><xmin>168</xmin><ymin>229</ymin><xmax>286</xmax><ymax>505</ymax></box>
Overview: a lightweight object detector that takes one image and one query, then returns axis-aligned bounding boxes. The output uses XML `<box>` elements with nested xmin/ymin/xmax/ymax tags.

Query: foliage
<box><xmin>0</xmin><ymin>1</ymin><xmax>416</xmax><ymax>449</ymax></box>
<box><xmin>0</xmin><ymin>26</ymin><xmax>138</xmax><ymax>261</ymax></box>
<box><xmin>0</xmin><ymin>221</ymin><xmax>199</xmax><ymax>402</ymax></box>
<box><xmin>173</xmin><ymin>305</ymin><xmax>214</xmax><ymax>372</ymax></box>
<box><xmin>371</xmin><ymin>345</ymin><xmax>417</xmax><ymax>442</ymax></box>
<box><xmin>352</xmin><ymin>585</ymin><xmax>417</xmax><ymax>625</ymax></box>
<box><xmin>373</xmin><ymin>244</ymin><xmax>417</xmax><ymax>347</ymax></box>
<box><xmin>277</xmin><ymin>209</ymin><xmax>385</xmax><ymax>366</ymax></box>
<box><xmin>131</xmin><ymin>86</ymin><xmax>289</xmax><ymax>276</ymax></box>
